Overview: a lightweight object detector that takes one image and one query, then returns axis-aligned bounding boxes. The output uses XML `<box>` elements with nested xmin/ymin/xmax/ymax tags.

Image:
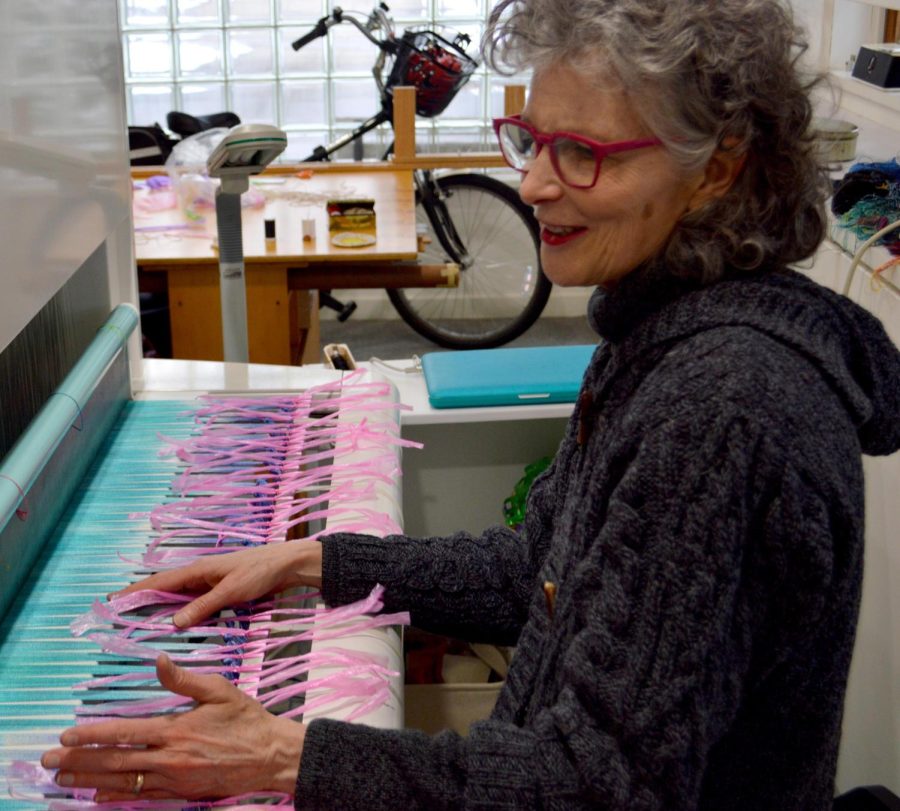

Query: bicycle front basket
<box><xmin>386</xmin><ymin>29</ymin><xmax>478</xmax><ymax>118</ymax></box>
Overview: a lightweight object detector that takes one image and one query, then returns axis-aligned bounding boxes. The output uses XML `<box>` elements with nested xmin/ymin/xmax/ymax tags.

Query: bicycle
<box><xmin>291</xmin><ymin>4</ymin><xmax>551</xmax><ymax>350</ymax></box>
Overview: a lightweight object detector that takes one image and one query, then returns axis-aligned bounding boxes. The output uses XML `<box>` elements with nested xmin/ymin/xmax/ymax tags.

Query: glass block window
<box><xmin>119</xmin><ymin>0</ymin><xmax>527</xmax><ymax>162</ymax></box>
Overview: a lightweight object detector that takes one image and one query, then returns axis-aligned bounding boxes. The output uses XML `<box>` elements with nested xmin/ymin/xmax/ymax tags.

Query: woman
<box><xmin>42</xmin><ymin>0</ymin><xmax>900</xmax><ymax>808</ymax></box>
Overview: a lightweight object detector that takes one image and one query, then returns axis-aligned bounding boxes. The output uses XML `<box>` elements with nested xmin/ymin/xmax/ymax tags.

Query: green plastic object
<box><xmin>503</xmin><ymin>455</ymin><xmax>553</xmax><ymax>529</ymax></box>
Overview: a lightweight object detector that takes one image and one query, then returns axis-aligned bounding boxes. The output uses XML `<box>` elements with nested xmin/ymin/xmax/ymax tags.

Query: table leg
<box><xmin>166</xmin><ymin>265</ymin><xmax>222</xmax><ymax>361</ymax></box>
<box><xmin>290</xmin><ymin>290</ymin><xmax>320</xmax><ymax>365</ymax></box>
<box><xmin>160</xmin><ymin>263</ymin><xmax>318</xmax><ymax>365</ymax></box>
<box><xmin>244</xmin><ymin>264</ymin><xmax>293</xmax><ymax>365</ymax></box>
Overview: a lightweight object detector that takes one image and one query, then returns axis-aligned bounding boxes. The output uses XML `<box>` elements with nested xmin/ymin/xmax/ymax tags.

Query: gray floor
<box><xmin>318</xmin><ymin>312</ymin><xmax>598</xmax><ymax>361</ymax></box>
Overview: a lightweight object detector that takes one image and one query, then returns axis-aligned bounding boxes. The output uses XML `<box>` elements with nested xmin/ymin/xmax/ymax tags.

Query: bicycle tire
<box><xmin>387</xmin><ymin>173</ymin><xmax>551</xmax><ymax>349</ymax></box>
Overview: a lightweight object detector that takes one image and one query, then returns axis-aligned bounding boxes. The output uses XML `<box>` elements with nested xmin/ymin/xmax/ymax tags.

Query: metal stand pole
<box><xmin>214</xmin><ymin>178</ymin><xmax>249</xmax><ymax>363</ymax></box>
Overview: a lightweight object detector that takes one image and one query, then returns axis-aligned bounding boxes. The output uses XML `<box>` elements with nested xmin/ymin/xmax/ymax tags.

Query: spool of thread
<box><xmin>264</xmin><ymin>218</ymin><xmax>276</xmax><ymax>250</ymax></box>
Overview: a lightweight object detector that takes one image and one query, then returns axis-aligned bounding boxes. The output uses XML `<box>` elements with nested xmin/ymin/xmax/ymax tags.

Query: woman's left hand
<box><xmin>40</xmin><ymin>653</ymin><xmax>305</xmax><ymax>803</ymax></box>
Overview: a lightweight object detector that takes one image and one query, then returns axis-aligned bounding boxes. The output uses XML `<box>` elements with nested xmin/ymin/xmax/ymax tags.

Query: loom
<box><xmin>0</xmin><ymin>308</ymin><xmax>412</xmax><ymax>807</ymax></box>
<box><xmin>0</xmin><ymin>4</ymin><xmax>408</xmax><ymax>807</ymax></box>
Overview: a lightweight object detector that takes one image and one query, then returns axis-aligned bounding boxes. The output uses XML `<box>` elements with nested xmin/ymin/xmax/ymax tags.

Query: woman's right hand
<box><xmin>110</xmin><ymin>539</ymin><xmax>323</xmax><ymax>628</ymax></box>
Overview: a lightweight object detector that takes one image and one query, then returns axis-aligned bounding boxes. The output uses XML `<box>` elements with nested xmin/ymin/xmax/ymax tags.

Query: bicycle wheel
<box><xmin>387</xmin><ymin>173</ymin><xmax>551</xmax><ymax>349</ymax></box>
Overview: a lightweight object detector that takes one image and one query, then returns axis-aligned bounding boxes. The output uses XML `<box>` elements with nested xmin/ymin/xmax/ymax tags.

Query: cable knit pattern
<box><xmin>296</xmin><ymin>266</ymin><xmax>900</xmax><ymax>811</ymax></box>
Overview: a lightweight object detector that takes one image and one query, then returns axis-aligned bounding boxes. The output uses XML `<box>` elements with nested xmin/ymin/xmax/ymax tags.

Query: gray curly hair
<box><xmin>484</xmin><ymin>0</ymin><xmax>830</xmax><ymax>282</ymax></box>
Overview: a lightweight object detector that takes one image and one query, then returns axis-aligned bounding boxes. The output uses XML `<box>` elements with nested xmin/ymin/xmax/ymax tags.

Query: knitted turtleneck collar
<box><xmin>586</xmin><ymin>261</ymin><xmax>711</xmax><ymax>343</ymax></box>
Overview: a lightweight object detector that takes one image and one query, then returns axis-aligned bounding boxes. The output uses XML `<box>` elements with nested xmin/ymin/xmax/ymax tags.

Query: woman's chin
<box><xmin>542</xmin><ymin>260</ymin><xmax>587</xmax><ymax>288</ymax></box>
<box><xmin>543</xmin><ymin>265</ymin><xmax>612</xmax><ymax>289</ymax></box>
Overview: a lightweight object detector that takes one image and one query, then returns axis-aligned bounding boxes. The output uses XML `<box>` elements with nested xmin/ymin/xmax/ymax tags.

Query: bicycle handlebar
<box><xmin>292</xmin><ymin>6</ymin><xmax>395</xmax><ymax>53</ymax></box>
<box><xmin>291</xmin><ymin>11</ymin><xmax>340</xmax><ymax>50</ymax></box>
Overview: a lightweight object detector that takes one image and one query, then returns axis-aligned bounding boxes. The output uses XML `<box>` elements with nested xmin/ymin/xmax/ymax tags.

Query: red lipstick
<box><xmin>541</xmin><ymin>227</ymin><xmax>587</xmax><ymax>246</ymax></box>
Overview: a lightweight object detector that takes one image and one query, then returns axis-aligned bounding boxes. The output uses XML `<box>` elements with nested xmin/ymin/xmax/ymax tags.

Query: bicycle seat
<box><xmin>166</xmin><ymin>111</ymin><xmax>241</xmax><ymax>138</ymax></box>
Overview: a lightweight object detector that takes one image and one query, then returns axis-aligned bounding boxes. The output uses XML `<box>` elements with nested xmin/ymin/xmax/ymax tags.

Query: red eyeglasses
<box><xmin>492</xmin><ymin>115</ymin><xmax>663</xmax><ymax>189</ymax></box>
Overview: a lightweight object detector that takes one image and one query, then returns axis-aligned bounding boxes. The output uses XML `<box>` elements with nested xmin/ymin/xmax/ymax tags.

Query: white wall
<box><xmin>793</xmin><ymin>0</ymin><xmax>828</xmax><ymax>66</ymax></box>
<box><xmin>792</xmin><ymin>0</ymin><xmax>880</xmax><ymax>71</ymax></box>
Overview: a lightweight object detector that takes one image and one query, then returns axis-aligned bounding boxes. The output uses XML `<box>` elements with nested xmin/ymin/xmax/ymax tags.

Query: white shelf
<box><xmin>832</xmin><ymin>70</ymin><xmax>900</xmax><ymax>104</ymax></box>
<box><xmin>817</xmin><ymin>71</ymin><xmax>900</xmax><ymax>140</ymax></box>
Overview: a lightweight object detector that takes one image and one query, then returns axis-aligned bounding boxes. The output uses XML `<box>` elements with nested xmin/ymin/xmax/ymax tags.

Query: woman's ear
<box><xmin>687</xmin><ymin>137</ymin><xmax>747</xmax><ymax>212</ymax></box>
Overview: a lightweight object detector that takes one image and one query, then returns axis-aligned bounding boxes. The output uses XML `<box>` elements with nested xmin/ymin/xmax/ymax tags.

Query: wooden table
<box><xmin>133</xmin><ymin>165</ymin><xmax>453</xmax><ymax>365</ymax></box>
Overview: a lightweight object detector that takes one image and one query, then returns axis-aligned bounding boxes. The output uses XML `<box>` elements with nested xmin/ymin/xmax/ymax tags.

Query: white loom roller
<box><xmin>301</xmin><ymin>370</ymin><xmax>405</xmax><ymax>728</ymax></box>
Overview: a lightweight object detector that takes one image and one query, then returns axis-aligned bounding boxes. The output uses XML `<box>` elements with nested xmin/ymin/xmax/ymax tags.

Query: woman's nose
<box><xmin>517</xmin><ymin>148</ymin><xmax>564</xmax><ymax>206</ymax></box>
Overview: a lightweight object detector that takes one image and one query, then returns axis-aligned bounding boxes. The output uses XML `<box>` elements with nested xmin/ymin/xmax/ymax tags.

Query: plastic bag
<box><xmin>165</xmin><ymin>128</ymin><xmax>266</xmax><ymax>218</ymax></box>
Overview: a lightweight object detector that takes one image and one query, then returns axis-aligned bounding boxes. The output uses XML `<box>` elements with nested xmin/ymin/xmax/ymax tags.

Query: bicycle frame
<box><xmin>413</xmin><ymin>170</ymin><xmax>473</xmax><ymax>270</ymax></box>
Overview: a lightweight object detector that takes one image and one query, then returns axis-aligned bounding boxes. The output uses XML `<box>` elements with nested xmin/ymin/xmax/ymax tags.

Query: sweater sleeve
<box><xmin>318</xmin><ymin>524</ymin><xmax>542</xmax><ymax>646</ymax></box>
<box><xmin>317</xmin><ymin>455</ymin><xmax>561</xmax><ymax>645</ymax></box>
<box><xmin>295</xmin><ymin>399</ymin><xmax>837</xmax><ymax>809</ymax></box>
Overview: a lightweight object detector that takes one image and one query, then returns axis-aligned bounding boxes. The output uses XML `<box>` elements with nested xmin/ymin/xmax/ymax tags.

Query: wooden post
<box><xmin>387</xmin><ymin>83</ymin><xmax>527</xmax><ymax>169</ymax></box>
<box><xmin>392</xmin><ymin>86</ymin><xmax>417</xmax><ymax>163</ymax></box>
<box><xmin>504</xmin><ymin>84</ymin><xmax>526</xmax><ymax>116</ymax></box>
<box><xmin>886</xmin><ymin>10</ymin><xmax>900</xmax><ymax>43</ymax></box>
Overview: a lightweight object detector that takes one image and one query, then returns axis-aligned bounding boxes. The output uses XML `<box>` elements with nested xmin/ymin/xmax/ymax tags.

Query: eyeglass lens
<box><xmin>499</xmin><ymin>122</ymin><xmax>598</xmax><ymax>187</ymax></box>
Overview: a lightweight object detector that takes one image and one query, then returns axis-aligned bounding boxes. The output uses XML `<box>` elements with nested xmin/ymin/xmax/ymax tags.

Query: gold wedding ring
<box><xmin>133</xmin><ymin>771</ymin><xmax>145</xmax><ymax>795</ymax></box>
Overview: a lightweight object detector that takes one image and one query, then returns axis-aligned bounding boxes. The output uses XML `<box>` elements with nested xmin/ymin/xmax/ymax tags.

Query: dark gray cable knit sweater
<box><xmin>295</xmin><ymin>265</ymin><xmax>900</xmax><ymax>810</ymax></box>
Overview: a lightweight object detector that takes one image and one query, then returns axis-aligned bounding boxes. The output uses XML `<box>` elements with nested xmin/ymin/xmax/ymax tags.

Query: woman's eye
<box><xmin>556</xmin><ymin>139</ymin><xmax>595</xmax><ymax>164</ymax></box>
<box><xmin>518</xmin><ymin>134</ymin><xmax>537</xmax><ymax>156</ymax></box>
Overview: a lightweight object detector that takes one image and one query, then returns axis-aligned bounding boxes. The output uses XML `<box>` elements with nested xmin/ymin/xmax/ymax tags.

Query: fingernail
<box><xmin>56</xmin><ymin>773</ymin><xmax>73</xmax><ymax>787</ymax></box>
<box><xmin>60</xmin><ymin>731</ymin><xmax>78</xmax><ymax>746</ymax></box>
<box><xmin>42</xmin><ymin>754</ymin><xmax>59</xmax><ymax>769</ymax></box>
<box><xmin>173</xmin><ymin>611</ymin><xmax>187</xmax><ymax>627</ymax></box>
